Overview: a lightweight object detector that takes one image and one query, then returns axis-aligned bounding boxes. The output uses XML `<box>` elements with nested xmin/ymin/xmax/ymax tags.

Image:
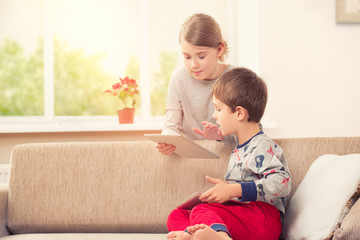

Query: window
<box><xmin>0</xmin><ymin>0</ymin><xmax>237</xmax><ymax>131</ymax></box>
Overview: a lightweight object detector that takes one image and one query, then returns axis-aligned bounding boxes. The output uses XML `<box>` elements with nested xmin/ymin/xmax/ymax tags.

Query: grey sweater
<box><xmin>162</xmin><ymin>65</ymin><xmax>236</xmax><ymax>145</ymax></box>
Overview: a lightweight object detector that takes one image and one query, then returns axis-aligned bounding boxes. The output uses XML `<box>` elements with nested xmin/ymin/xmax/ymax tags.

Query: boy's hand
<box><xmin>199</xmin><ymin>176</ymin><xmax>242</xmax><ymax>203</ymax></box>
<box><xmin>193</xmin><ymin>121</ymin><xmax>225</xmax><ymax>141</ymax></box>
<box><xmin>155</xmin><ymin>143</ymin><xmax>176</xmax><ymax>155</ymax></box>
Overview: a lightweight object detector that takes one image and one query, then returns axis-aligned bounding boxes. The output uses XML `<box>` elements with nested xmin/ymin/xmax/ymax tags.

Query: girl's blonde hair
<box><xmin>179</xmin><ymin>13</ymin><xmax>228</xmax><ymax>62</ymax></box>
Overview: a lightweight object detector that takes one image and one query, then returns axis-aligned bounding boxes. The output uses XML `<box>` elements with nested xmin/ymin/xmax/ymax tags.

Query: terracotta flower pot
<box><xmin>117</xmin><ymin>108</ymin><xmax>135</xmax><ymax>124</ymax></box>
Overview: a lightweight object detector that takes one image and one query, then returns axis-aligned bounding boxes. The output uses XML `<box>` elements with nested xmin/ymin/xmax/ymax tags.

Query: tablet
<box><xmin>144</xmin><ymin>134</ymin><xmax>220</xmax><ymax>159</ymax></box>
<box><xmin>176</xmin><ymin>192</ymin><xmax>244</xmax><ymax>210</ymax></box>
<box><xmin>176</xmin><ymin>192</ymin><xmax>204</xmax><ymax>210</ymax></box>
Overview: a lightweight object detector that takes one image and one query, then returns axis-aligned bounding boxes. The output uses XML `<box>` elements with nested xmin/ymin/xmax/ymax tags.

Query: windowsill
<box><xmin>0</xmin><ymin>116</ymin><xmax>165</xmax><ymax>133</ymax></box>
<box><xmin>0</xmin><ymin>116</ymin><xmax>277</xmax><ymax>134</ymax></box>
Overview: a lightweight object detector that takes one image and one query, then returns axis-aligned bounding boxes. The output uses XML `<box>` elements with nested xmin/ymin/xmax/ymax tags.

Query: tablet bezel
<box><xmin>144</xmin><ymin>134</ymin><xmax>220</xmax><ymax>159</ymax></box>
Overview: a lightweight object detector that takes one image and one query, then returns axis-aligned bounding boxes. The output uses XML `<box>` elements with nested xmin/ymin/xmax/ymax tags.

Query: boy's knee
<box><xmin>167</xmin><ymin>208</ymin><xmax>184</xmax><ymax>221</ymax></box>
<box><xmin>167</xmin><ymin>208</ymin><xmax>191</xmax><ymax>232</ymax></box>
<box><xmin>167</xmin><ymin>208</ymin><xmax>191</xmax><ymax>223</ymax></box>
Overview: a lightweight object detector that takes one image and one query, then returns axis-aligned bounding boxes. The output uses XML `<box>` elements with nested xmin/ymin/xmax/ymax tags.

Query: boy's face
<box><xmin>180</xmin><ymin>41</ymin><xmax>222</xmax><ymax>81</ymax></box>
<box><xmin>212</xmin><ymin>95</ymin><xmax>239</xmax><ymax>136</ymax></box>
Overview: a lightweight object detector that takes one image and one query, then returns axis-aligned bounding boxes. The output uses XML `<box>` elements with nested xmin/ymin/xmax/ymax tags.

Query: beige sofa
<box><xmin>0</xmin><ymin>137</ymin><xmax>359</xmax><ymax>239</ymax></box>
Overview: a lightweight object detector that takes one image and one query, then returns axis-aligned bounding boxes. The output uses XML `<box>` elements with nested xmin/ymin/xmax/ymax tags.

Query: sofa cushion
<box><xmin>333</xmin><ymin>191</ymin><xmax>360</xmax><ymax>240</ymax></box>
<box><xmin>333</xmin><ymin>198</ymin><xmax>360</xmax><ymax>239</ymax></box>
<box><xmin>0</xmin><ymin>233</ymin><xmax>168</xmax><ymax>240</ymax></box>
<box><xmin>283</xmin><ymin>154</ymin><xmax>360</xmax><ymax>240</ymax></box>
<box><xmin>332</xmin><ymin>182</ymin><xmax>360</xmax><ymax>239</ymax></box>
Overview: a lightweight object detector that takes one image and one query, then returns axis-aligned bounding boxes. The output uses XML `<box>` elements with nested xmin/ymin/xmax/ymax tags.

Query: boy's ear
<box><xmin>236</xmin><ymin>106</ymin><xmax>247</xmax><ymax>121</ymax></box>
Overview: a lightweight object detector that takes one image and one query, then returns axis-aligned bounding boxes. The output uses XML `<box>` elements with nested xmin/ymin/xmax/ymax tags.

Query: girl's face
<box><xmin>180</xmin><ymin>41</ymin><xmax>223</xmax><ymax>81</ymax></box>
<box><xmin>212</xmin><ymin>95</ymin><xmax>238</xmax><ymax>137</ymax></box>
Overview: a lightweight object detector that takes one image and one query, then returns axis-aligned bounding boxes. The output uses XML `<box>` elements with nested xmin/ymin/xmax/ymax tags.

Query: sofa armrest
<box><xmin>0</xmin><ymin>184</ymin><xmax>10</xmax><ymax>237</ymax></box>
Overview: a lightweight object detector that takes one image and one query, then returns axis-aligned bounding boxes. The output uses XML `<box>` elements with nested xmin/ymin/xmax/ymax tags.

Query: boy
<box><xmin>167</xmin><ymin>68</ymin><xmax>291</xmax><ymax>240</ymax></box>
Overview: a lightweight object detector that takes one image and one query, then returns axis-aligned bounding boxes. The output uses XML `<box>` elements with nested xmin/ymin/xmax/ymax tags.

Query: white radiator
<box><xmin>0</xmin><ymin>164</ymin><xmax>10</xmax><ymax>184</ymax></box>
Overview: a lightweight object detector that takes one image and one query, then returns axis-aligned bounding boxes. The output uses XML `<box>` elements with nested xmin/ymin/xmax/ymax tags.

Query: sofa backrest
<box><xmin>7</xmin><ymin>137</ymin><xmax>360</xmax><ymax>234</ymax></box>
<box><xmin>7</xmin><ymin>140</ymin><xmax>231</xmax><ymax>234</ymax></box>
<box><xmin>275</xmin><ymin>137</ymin><xmax>360</xmax><ymax>197</ymax></box>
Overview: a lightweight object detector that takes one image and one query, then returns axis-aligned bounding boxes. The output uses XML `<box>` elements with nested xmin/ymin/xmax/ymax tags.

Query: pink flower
<box><xmin>104</xmin><ymin>76</ymin><xmax>140</xmax><ymax>110</ymax></box>
<box><xmin>112</xmin><ymin>82</ymin><xmax>120</xmax><ymax>90</ymax></box>
<box><xmin>121</xmin><ymin>76</ymin><xmax>130</xmax><ymax>85</ymax></box>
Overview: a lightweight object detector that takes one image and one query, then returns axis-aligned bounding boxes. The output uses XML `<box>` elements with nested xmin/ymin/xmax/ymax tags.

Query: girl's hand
<box><xmin>193</xmin><ymin>121</ymin><xmax>225</xmax><ymax>141</ymax></box>
<box><xmin>199</xmin><ymin>176</ymin><xmax>242</xmax><ymax>203</ymax></box>
<box><xmin>156</xmin><ymin>143</ymin><xmax>176</xmax><ymax>155</ymax></box>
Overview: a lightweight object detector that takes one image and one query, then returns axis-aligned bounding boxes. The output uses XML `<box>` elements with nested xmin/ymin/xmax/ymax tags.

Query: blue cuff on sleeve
<box><xmin>240</xmin><ymin>181</ymin><xmax>257</xmax><ymax>201</ymax></box>
<box><xmin>210</xmin><ymin>224</ymin><xmax>231</xmax><ymax>238</ymax></box>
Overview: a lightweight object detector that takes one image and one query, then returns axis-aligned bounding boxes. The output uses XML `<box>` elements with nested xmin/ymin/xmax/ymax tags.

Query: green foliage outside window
<box><xmin>0</xmin><ymin>39</ymin><xmax>44</xmax><ymax>116</ymax></box>
<box><xmin>151</xmin><ymin>52</ymin><xmax>178</xmax><ymax>116</ymax></box>
<box><xmin>0</xmin><ymin>38</ymin><xmax>177</xmax><ymax>117</ymax></box>
<box><xmin>53</xmin><ymin>39</ymin><xmax>115</xmax><ymax>116</ymax></box>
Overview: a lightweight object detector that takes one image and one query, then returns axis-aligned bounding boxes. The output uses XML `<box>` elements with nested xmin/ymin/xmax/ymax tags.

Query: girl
<box><xmin>157</xmin><ymin>13</ymin><xmax>237</xmax><ymax>155</ymax></box>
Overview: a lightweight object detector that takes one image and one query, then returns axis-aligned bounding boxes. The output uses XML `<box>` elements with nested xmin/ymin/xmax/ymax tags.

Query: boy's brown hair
<box><xmin>179</xmin><ymin>13</ymin><xmax>228</xmax><ymax>62</ymax></box>
<box><xmin>212</xmin><ymin>67</ymin><xmax>268</xmax><ymax>123</ymax></box>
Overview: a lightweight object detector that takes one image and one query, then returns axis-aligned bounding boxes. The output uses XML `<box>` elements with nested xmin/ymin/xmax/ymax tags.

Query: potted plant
<box><xmin>105</xmin><ymin>76</ymin><xmax>140</xmax><ymax>124</ymax></box>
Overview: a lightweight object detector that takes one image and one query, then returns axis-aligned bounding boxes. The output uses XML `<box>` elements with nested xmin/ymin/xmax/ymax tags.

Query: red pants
<box><xmin>167</xmin><ymin>201</ymin><xmax>281</xmax><ymax>240</ymax></box>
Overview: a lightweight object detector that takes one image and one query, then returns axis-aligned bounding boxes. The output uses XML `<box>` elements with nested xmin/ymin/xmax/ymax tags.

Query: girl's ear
<box><xmin>217</xmin><ymin>43</ymin><xmax>225</xmax><ymax>58</ymax></box>
<box><xmin>236</xmin><ymin>106</ymin><xmax>247</xmax><ymax>121</ymax></box>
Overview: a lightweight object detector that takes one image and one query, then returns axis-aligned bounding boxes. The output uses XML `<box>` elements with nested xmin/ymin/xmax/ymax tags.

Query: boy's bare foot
<box><xmin>167</xmin><ymin>230</ymin><xmax>192</xmax><ymax>240</ymax></box>
<box><xmin>192</xmin><ymin>225</ymin><xmax>232</xmax><ymax>240</ymax></box>
<box><xmin>186</xmin><ymin>224</ymin><xmax>206</xmax><ymax>235</ymax></box>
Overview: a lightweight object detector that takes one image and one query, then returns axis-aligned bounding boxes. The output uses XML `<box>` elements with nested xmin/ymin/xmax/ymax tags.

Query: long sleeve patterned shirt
<box><xmin>225</xmin><ymin>131</ymin><xmax>291</xmax><ymax>217</ymax></box>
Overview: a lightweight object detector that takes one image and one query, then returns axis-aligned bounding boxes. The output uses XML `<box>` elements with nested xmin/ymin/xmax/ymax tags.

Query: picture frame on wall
<box><xmin>336</xmin><ymin>0</ymin><xmax>360</xmax><ymax>23</ymax></box>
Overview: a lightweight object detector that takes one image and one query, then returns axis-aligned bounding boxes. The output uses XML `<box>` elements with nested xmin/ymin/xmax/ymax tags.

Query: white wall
<box><xmin>238</xmin><ymin>0</ymin><xmax>360</xmax><ymax>138</ymax></box>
